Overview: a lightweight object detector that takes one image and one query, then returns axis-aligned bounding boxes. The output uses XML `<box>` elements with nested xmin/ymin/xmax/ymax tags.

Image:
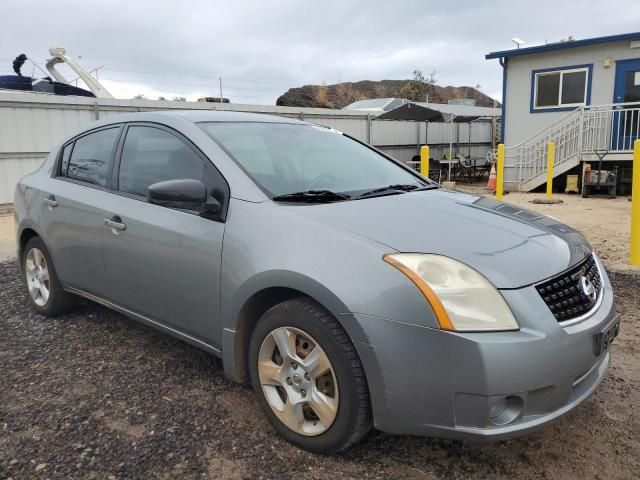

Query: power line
<box><xmin>0</xmin><ymin>57</ymin><xmax>340</xmax><ymax>92</ymax></box>
<box><xmin>1</xmin><ymin>55</ymin><xmax>344</xmax><ymax>88</ymax></box>
<box><xmin>100</xmin><ymin>76</ymin><xmax>284</xmax><ymax>92</ymax></box>
<box><xmin>0</xmin><ymin>58</ymin><xmax>332</xmax><ymax>103</ymax></box>
<box><xmin>99</xmin><ymin>67</ymin><xmax>314</xmax><ymax>88</ymax></box>
<box><xmin>0</xmin><ymin>77</ymin><xmax>315</xmax><ymax>102</ymax></box>
<box><xmin>0</xmin><ymin>58</ymin><xmax>269</xmax><ymax>85</ymax></box>
<box><xmin>99</xmin><ymin>77</ymin><xmax>317</xmax><ymax>101</ymax></box>
<box><xmin>101</xmin><ymin>66</ymin><xmax>222</xmax><ymax>79</ymax></box>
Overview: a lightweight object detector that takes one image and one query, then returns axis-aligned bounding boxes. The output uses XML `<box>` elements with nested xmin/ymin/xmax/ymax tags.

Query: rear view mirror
<box><xmin>147</xmin><ymin>178</ymin><xmax>208</xmax><ymax>208</ymax></box>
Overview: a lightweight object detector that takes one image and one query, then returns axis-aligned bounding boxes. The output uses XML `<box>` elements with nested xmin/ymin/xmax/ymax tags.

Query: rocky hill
<box><xmin>276</xmin><ymin>80</ymin><xmax>498</xmax><ymax>109</ymax></box>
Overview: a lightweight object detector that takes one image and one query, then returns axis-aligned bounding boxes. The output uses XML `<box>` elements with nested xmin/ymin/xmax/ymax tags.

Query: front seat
<box><xmin>167</xmin><ymin>146</ymin><xmax>204</xmax><ymax>182</ymax></box>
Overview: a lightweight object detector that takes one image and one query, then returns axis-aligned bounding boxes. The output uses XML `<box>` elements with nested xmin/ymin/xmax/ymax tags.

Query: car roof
<box><xmin>101</xmin><ymin>110</ymin><xmax>308</xmax><ymax>125</ymax></box>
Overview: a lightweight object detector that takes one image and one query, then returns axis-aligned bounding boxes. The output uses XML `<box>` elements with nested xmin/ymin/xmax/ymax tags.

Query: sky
<box><xmin>1</xmin><ymin>0</ymin><xmax>639</xmax><ymax>105</ymax></box>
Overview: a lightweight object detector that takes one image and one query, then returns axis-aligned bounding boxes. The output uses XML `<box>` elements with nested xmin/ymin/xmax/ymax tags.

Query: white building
<box><xmin>486</xmin><ymin>32</ymin><xmax>640</xmax><ymax>191</ymax></box>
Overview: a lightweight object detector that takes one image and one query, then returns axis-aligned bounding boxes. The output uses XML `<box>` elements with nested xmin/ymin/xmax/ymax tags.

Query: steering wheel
<box><xmin>308</xmin><ymin>173</ymin><xmax>338</xmax><ymax>190</ymax></box>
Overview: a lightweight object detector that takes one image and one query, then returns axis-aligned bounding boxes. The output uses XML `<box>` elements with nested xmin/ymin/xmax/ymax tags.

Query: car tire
<box><xmin>249</xmin><ymin>297</ymin><xmax>372</xmax><ymax>453</ymax></box>
<box><xmin>22</xmin><ymin>236</ymin><xmax>77</xmax><ymax>316</ymax></box>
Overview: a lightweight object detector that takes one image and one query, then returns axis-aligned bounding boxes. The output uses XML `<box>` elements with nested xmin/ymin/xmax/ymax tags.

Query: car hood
<box><xmin>285</xmin><ymin>188</ymin><xmax>592</xmax><ymax>289</ymax></box>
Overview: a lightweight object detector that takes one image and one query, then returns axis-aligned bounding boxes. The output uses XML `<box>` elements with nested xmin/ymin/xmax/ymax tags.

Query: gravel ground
<box><xmin>1</xmin><ymin>260</ymin><xmax>639</xmax><ymax>480</ymax></box>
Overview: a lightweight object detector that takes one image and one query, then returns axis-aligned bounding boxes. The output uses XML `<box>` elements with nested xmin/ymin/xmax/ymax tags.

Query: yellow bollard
<box><xmin>546</xmin><ymin>141</ymin><xmax>556</xmax><ymax>200</ymax></box>
<box><xmin>420</xmin><ymin>145</ymin><xmax>430</xmax><ymax>178</ymax></box>
<box><xmin>631</xmin><ymin>140</ymin><xmax>640</xmax><ymax>266</ymax></box>
<box><xmin>496</xmin><ymin>143</ymin><xmax>504</xmax><ymax>200</ymax></box>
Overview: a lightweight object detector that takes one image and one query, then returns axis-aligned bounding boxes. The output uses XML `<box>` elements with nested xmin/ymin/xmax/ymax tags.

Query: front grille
<box><xmin>535</xmin><ymin>254</ymin><xmax>602</xmax><ymax>323</ymax></box>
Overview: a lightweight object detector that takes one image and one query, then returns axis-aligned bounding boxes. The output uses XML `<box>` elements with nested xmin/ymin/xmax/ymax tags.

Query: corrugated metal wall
<box><xmin>0</xmin><ymin>91</ymin><xmax>494</xmax><ymax>203</ymax></box>
<box><xmin>370</xmin><ymin>119</ymin><xmax>493</xmax><ymax>163</ymax></box>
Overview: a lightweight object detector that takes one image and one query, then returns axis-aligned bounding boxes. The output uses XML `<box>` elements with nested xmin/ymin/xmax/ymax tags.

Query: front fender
<box><xmin>218</xmin><ymin>199</ymin><xmax>440</xmax><ymax>423</ymax></box>
<box><xmin>221</xmin><ymin>269</ymin><xmax>371</xmax><ymax>379</ymax></box>
<box><xmin>225</xmin><ymin>269</ymin><xmax>352</xmax><ymax>330</ymax></box>
<box><xmin>220</xmin><ymin>269</ymin><xmax>390</xmax><ymax>424</ymax></box>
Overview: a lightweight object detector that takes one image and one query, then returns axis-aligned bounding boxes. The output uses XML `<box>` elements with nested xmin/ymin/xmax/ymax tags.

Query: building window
<box><xmin>532</xmin><ymin>66</ymin><xmax>590</xmax><ymax>110</ymax></box>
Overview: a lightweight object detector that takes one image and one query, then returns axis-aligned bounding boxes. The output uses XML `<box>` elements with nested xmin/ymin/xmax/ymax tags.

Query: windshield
<box><xmin>199</xmin><ymin>122</ymin><xmax>428</xmax><ymax>198</ymax></box>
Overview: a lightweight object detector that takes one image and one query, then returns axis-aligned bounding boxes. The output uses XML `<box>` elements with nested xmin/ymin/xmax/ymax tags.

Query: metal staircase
<box><xmin>497</xmin><ymin>102</ymin><xmax>640</xmax><ymax>191</ymax></box>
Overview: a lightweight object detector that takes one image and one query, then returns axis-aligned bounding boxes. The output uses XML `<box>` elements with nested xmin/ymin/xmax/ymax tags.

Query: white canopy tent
<box><xmin>344</xmin><ymin>99</ymin><xmax>501</xmax><ymax>181</ymax></box>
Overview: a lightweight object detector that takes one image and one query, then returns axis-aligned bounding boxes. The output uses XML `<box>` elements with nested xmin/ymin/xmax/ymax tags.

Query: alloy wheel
<box><xmin>25</xmin><ymin>247</ymin><xmax>51</xmax><ymax>307</ymax></box>
<box><xmin>257</xmin><ymin>326</ymin><xmax>339</xmax><ymax>436</ymax></box>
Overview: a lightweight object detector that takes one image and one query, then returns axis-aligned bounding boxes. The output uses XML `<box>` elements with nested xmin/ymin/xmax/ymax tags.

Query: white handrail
<box><xmin>493</xmin><ymin>102</ymin><xmax>640</xmax><ymax>190</ymax></box>
<box><xmin>582</xmin><ymin>101</ymin><xmax>640</xmax><ymax>110</ymax></box>
<box><xmin>506</xmin><ymin>107</ymin><xmax>582</xmax><ymax>148</ymax></box>
<box><xmin>509</xmin><ymin>102</ymin><xmax>640</xmax><ymax>149</ymax></box>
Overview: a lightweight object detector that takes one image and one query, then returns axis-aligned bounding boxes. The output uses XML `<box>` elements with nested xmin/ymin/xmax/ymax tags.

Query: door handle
<box><xmin>43</xmin><ymin>194</ymin><xmax>58</xmax><ymax>207</ymax></box>
<box><xmin>104</xmin><ymin>216</ymin><xmax>126</xmax><ymax>232</ymax></box>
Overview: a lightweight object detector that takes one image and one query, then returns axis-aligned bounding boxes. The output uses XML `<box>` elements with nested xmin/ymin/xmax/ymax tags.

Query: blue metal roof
<box><xmin>485</xmin><ymin>32</ymin><xmax>640</xmax><ymax>59</ymax></box>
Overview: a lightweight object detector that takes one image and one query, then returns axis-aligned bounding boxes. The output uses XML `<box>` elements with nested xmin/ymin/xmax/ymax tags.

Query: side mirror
<box><xmin>203</xmin><ymin>196</ymin><xmax>221</xmax><ymax>214</ymax></box>
<box><xmin>147</xmin><ymin>178</ymin><xmax>208</xmax><ymax>209</ymax></box>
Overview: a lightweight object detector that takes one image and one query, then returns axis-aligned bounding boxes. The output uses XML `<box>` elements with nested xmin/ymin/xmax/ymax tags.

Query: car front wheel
<box><xmin>249</xmin><ymin>298</ymin><xmax>372</xmax><ymax>453</ymax></box>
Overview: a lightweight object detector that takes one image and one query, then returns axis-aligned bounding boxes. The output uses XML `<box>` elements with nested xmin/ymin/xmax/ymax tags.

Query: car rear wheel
<box><xmin>22</xmin><ymin>237</ymin><xmax>76</xmax><ymax>316</ymax></box>
<box><xmin>249</xmin><ymin>298</ymin><xmax>371</xmax><ymax>453</ymax></box>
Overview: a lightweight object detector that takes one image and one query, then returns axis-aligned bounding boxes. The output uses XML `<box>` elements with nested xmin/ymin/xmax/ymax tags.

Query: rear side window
<box><xmin>59</xmin><ymin>143</ymin><xmax>73</xmax><ymax>176</ymax></box>
<box><xmin>67</xmin><ymin>128</ymin><xmax>120</xmax><ymax>187</ymax></box>
<box><xmin>118</xmin><ymin>126</ymin><xmax>205</xmax><ymax>197</ymax></box>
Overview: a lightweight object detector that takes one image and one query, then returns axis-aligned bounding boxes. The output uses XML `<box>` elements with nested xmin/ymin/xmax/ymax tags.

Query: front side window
<box><xmin>533</xmin><ymin>67</ymin><xmax>589</xmax><ymax>110</ymax></box>
<box><xmin>118</xmin><ymin>126</ymin><xmax>205</xmax><ymax>197</ymax></box>
<box><xmin>67</xmin><ymin>127</ymin><xmax>120</xmax><ymax>186</ymax></box>
<box><xmin>200</xmin><ymin>122</ymin><xmax>425</xmax><ymax>197</ymax></box>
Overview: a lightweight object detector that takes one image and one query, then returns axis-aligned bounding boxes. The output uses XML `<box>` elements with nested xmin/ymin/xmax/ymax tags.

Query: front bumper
<box><xmin>346</xmin><ymin>271</ymin><xmax>618</xmax><ymax>440</ymax></box>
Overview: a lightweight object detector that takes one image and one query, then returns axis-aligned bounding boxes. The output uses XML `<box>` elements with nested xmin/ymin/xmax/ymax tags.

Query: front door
<box><xmin>612</xmin><ymin>58</ymin><xmax>640</xmax><ymax>150</ymax></box>
<box><xmin>101</xmin><ymin>124</ymin><xmax>227</xmax><ymax>346</ymax></box>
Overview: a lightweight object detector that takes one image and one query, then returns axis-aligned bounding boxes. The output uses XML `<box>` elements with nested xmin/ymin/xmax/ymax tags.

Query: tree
<box><xmin>400</xmin><ymin>69</ymin><xmax>436</xmax><ymax>102</ymax></box>
<box><xmin>133</xmin><ymin>94</ymin><xmax>146</xmax><ymax>100</ymax></box>
<box><xmin>173</xmin><ymin>96</ymin><xmax>186</xmax><ymax>102</ymax></box>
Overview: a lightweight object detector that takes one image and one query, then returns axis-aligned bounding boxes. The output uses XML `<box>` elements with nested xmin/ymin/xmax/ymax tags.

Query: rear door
<box><xmin>40</xmin><ymin>125</ymin><xmax>122</xmax><ymax>295</ymax></box>
<box><xmin>101</xmin><ymin>123</ymin><xmax>228</xmax><ymax>346</ymax></box>
<box><xmin>612</xmin><ymin>58</ymin><xmax>640</xmax><ymax>150</ymax></box>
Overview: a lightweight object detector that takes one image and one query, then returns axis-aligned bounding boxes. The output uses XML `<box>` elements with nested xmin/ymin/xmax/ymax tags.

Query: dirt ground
<box><xmin>0</xmin><ymin>214</ymin><xmax>15</xmax><ymax>262</ymax></box>
<box><xmin>1</xmin><ymin>189</ymin><xmax>639</xmax><ymax>479</ymax></box>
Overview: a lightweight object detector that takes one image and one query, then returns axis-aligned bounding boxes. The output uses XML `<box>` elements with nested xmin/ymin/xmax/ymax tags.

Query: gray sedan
<box><xmin>14</xmin><ymin>111</ymin><xmax>620</xmax><ymax>453</ymax></box>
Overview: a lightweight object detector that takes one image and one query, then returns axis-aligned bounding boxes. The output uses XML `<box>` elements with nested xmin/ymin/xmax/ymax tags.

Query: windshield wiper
<box><xmin>356</xmin><ymin>183</ymin><xmax>437</xmax><ymax>199</ymax></box>
<box><xmin>272</xmin><ymin>190</ymin><xmax>351</xmax><ymax>203</ymax></box>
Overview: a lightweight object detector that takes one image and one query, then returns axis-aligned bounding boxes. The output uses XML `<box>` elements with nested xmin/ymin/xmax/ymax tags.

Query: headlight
<box><xmin>383</xmin><ymin>253</ymin><xmax>519</xmax><ymax>332</ymax></box>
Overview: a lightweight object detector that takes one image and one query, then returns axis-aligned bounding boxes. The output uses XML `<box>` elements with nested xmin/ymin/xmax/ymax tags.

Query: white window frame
<box><xmin>533</xmin><ymin>67</ymin><xmax>589</xmax><ymax>110</ymax></box>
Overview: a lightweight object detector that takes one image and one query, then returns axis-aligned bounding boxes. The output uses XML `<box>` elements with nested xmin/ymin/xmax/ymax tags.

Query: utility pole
<box><xmin>219</xmin><ymin>77</ymin><xmax>223</xmax><ymax>104</ymax></box>
<box><xmin>492</xmin><ymin>99</ymin><xmax>498</xmax><ymax>149</ymax></box>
